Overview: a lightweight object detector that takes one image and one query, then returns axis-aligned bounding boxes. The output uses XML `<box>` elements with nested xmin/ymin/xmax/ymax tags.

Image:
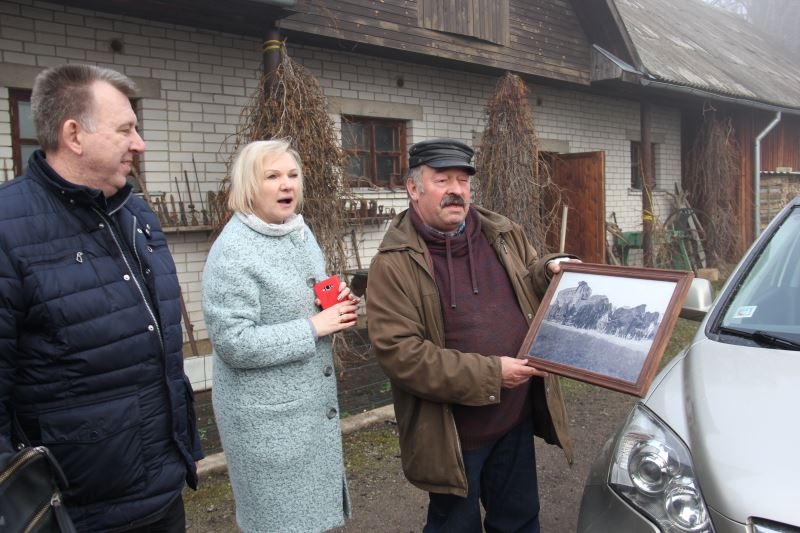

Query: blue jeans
<box><xmin>423</xmin><ymin>417</ymin><xmax>540</xmax><ymax>533</ymax></box>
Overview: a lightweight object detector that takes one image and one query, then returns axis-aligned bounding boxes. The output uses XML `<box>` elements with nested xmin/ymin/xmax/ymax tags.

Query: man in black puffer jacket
<box><xmin>0</xmin><ymin>64</ymin><xmax>203</xmax><ymax>531</ymax></box>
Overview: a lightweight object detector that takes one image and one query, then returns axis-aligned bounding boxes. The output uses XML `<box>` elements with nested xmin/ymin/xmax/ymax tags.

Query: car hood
<box><xmin>645</xmin><ymin>337</ymin><xmax>800</xmax><ymax>527</ymax></box>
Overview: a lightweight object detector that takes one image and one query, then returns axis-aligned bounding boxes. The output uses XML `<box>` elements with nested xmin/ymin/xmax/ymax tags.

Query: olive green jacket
<box><xmin>366</xmin><ymin>205</ymin><xmax>574</xmax><ymax>497</ymax></box>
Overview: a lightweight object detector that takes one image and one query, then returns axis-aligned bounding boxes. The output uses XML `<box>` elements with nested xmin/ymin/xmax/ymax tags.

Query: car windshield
<box><xmin>717</xmin><ymin>206</ymin><xmax>800</xmax><ymax>346</ymax></box>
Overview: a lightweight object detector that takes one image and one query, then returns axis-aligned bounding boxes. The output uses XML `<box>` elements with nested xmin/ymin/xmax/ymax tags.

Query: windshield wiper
<box><xmin>752</xmin><ymin>330</ymin><xmax>800</xmax><ymax>351</ymax></box>
<box><xmin>719</xmin><ymin>326</ymin><xmax>800</xmax><ymax>350</ymax></box>
<box><xmin>718</xmin><ymin>325</ymin><xmax>754</xmax><ymax>340</ymax></box>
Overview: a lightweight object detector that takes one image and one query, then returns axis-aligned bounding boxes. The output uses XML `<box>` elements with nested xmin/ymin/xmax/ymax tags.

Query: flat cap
<box><xmin>408</xmin><ymin>138</ymin><xmax>475</xmax><ymax>175</ymax></box>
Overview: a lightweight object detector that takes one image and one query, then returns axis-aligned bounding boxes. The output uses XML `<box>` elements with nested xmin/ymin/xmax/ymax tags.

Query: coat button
<box><xmin>323</xmin><ymin>365</ymin><xmax>333</xmax><ymax>377</ymax></box>
<box><xmin>527</xmin><ymin>313</ymin><xmax>533</xmax><ymax>319</ymax></box>
<box><xmin>326</xmin><ymin>407</ymin><xmax>338</xmax><ymax>419</ymax></box>
<box><xmin>137</xmin><ymin>228</ymin><xmax>143</xmax><ymax>233</ymax></box>
<box><xmin>148</xmin><ymin>325</ymin><xmax>155</xmax><ymax>332</ymax></box>
<box><xmin>144</xmin><ymin>268</ymin><xmax>151</xmax><ymax>276</ymax></box>
<box><xmin>123</xmin><ymin>274</ymin><xmax>131</xmax><ymax>281</ymax></box>
<box><xmin>98</xmin><ymin>223</ymin><xmax>105</xmax><ymax>229</ymax></box>
<box><xmin>147</xmin><ymin>246</ymin><xmax>153</xmax><ymax>253</ymax></box>
<box><xmin>489</xmin><ymin>395</ymin><xmax>496</xmax><ymax>401</ymax></box>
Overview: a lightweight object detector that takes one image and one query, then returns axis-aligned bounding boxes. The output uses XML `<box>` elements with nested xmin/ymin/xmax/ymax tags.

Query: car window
<box><xmin>719</xmin><ymin>207</ymin><xmax>800</xmax><ymax>342</ymax></box>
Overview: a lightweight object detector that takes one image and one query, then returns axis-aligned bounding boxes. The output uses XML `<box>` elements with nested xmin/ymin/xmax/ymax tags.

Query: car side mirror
<box><xmin>680</xmin><ymin>278</ymin><xmax>714</xmax><ymax>321</ymax></box>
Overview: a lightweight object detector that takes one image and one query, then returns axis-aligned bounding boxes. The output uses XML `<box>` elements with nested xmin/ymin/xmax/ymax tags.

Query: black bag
<box><xmin>0</xmin><ymin>445</ymin><xmax>77</xmax><ymax>533</ymax></box>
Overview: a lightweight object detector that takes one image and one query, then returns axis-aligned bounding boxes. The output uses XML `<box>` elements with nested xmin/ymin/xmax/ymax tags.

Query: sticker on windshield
<box><xmin>732</xmin><ymin>305</ymin><xmax>757</xmax><ymax>318</ymax></box>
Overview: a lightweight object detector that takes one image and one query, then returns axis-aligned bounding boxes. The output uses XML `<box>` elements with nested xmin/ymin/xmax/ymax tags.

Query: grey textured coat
<box><xmin>202</xmin><ymin>213</ymin><xmax>350</xmax><ymax>533</ymax></box>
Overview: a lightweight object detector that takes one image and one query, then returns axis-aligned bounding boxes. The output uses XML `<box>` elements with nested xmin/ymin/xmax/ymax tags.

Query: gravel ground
<box><xmin>183</xmin><ymin>314</ymin><xmax>701</xmax><ymax>532</ymax></box>
<box><xmin>183</xmin><ymin>382</ymin><xmax>637</xmax><ymax>533</ymax></box>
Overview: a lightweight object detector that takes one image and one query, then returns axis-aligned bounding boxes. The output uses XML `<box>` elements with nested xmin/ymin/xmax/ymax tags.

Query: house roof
<box><xmin>612</xmin><ymin>0</ymin><xmax>800</xmax><ymax>111</ymax></box>
<box><xmin>52</xmin><ymin>0</ymin><xmax>296</xmax><ymax>36</ymax></box>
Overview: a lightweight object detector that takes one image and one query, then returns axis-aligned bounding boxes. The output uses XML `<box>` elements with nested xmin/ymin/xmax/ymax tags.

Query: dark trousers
<box><xmin>122</xmin><ymin>495</ymin><xmax>186</xmax><ymax>533</ymax></box>
<box><xmin>424</xmin><ymin>417</ymin><xmax>540</xmax><ymax>533</ymax></box>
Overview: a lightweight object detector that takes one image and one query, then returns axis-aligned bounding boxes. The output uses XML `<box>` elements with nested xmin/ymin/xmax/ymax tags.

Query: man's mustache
<box><xmin>440</xmin><ymin>194</ymin><xmax>466</xmax><ymax>208</ymax></box>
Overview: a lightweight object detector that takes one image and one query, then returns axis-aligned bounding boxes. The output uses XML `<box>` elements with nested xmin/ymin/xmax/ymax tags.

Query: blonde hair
<box><xmin>227</xmin><ymin>139</ymin><xmax>304</xmax><ymax>214</ymax></box>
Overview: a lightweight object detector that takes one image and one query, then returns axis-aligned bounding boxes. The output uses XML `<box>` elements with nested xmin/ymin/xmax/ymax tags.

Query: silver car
<box><xmin>578</xmin><ymin>197</ymin><xmax>800</xmax><ymax>533</ymax></box>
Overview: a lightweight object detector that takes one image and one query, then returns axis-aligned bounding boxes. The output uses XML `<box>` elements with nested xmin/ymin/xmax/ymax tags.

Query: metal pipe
<box><xmin>263</xmin><ymin>24</ymin><xmax>281</xmax><ymax>77</ymax></box>
<box><xmin>754</xmin><ymin>112</ymin><xmax>781</xmax><ymax>237</ymax></box>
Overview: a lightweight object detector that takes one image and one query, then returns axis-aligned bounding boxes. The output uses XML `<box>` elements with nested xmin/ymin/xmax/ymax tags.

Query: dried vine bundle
<box><xmin>685</xmin><ymin>107</ymin><xmax>743</xmax><ymax>268</ymax></box>
<box><xmin>474</xmin><ymin>72</ymin><xmax>560</xmax><ymax>253</ymax></box>
<box><xmin>212</xmin><ymin>43</ymin><xmax>355</xmax><ymax>365</ymax></box>
<box><xmin>214</xmin><ymin>43</ymin><xmax>352</xmax><ymax>276</ymax></box>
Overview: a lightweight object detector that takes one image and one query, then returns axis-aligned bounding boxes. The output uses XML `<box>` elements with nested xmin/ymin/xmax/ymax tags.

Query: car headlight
<box><xmin>609</xmin><ymin>404</ymin><xmax>714</xmax><ymax>533</ymax></box>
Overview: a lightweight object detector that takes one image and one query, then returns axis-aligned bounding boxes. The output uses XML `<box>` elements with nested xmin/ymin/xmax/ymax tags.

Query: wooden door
<box><xmin>548</xmin><ymin>151</ymin><xmax>606</xmax><ymax>263</ymax></box>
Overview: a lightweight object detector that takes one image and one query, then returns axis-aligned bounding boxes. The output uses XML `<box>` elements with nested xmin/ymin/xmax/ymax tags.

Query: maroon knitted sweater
<box><xmin>410</xmin><ymin>206</ymin><xmax>531</xmax><ymax>450</ymax></box>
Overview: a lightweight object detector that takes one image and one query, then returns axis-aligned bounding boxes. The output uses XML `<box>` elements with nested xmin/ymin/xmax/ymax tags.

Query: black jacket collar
<box><xmin>28</xmin><ymin>150</ymin><xmax>132</xmax><ymax>215</ymax></box>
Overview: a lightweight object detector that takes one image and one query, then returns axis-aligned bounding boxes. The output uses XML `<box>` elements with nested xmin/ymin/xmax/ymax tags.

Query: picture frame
<box><xmin>518</xmin><ymin>262</ymin><xmax>694</xmax><ymax>397</ymax></box>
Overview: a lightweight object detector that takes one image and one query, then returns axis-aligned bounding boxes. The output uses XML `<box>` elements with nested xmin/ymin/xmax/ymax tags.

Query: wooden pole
<box><xmin>640</xmin><ymin>101</ymin><xmax>655</xmax><ymax>267</ymax></box>
<box><xmin>559</xmin><ymin>204</ymin><xmax>568</xmax><ymax>253</ymax></box>
<box><xmin>179</xmin><ymin>289</ymin><xmax>199</xmax><ymax>357</ymax></box>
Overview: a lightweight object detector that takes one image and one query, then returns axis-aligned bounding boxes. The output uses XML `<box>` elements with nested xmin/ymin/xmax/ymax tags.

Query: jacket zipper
<box><xmin>92</xmin><ymin>209</ymin><xmax>164</xmax><ymax>352</ymax></box>
<box><xmin>0</xmin><ymin>447</ymin><xmax>40</xmax><ymax>487</ymax></box>
<box><xmin>129</xmin><ymin>216</ymin><xmax>149</xmax><ymax>280</ymax></box>
<box><xmin>495</xmin><ymin>235</ymin><xmax>535</xmax><ymax>319</ymax></box>
<box><xmin>499</xmin><ymin>237</ymin><xmax>508</xmax><ymax>254</ymax></box>
<box><xmin>414</xmin><ymin>248</ymin><xmax>468</xmax><ymax>492</ymax></box>
<box><xmin>23</xmin><ymin>492</ymin><xmax>64</xmax><ymax>533</ymax></box>
<box><xmin>0</xmin><ymin>448</ymin><xmax>65</xmax><ymax>533</ymax></box>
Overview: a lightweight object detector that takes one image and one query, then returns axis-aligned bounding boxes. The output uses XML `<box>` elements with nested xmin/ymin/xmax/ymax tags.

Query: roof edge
<box><xmin>592</xmin><ymin>45</ymin><xmax>800</xmax><ymax>115</ymax></box>
<box><xmin>641</xmin><ymin>77</ymin><xmax>800</xmax><ymax>116</ymax></box>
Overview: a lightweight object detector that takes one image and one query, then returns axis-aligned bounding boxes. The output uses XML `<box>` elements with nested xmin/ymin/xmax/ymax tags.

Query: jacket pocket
<box><xmin>24</xmin><ymin>248</ymin><xmax>98</xmax><ymax>271</ymax></box>
<box><xmin>38</xmin><ymin>395</ymin><xmax>146</xmax><ymax>505</ymax></box>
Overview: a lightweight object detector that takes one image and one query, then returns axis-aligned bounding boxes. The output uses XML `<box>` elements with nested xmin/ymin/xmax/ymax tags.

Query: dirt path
<box><xmin>536</xmin><ymin>384</ymin><xmax>636</xmax><ymax>532</ymax></box>
<box><xmin>184</xmin><ymin>382</ymin><xmax>636</xmax><ymax>533</ymax></box>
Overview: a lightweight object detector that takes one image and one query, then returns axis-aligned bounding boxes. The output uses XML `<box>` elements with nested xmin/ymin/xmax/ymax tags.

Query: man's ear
<box><xmin>406</xmin><ymin>176</ymin><xmax>419</xmax><ymax>201</ymax></box>
<box><xmin>60</xmin><ymin>119</ymin><xmax>83</xmax><ymax>155</ymax></box>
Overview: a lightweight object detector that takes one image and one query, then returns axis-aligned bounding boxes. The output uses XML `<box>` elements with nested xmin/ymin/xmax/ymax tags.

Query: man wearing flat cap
<box><xmin>367</xmin><ymin>138</ymin><xmax>575</xmax><ymax>532</ymax></box>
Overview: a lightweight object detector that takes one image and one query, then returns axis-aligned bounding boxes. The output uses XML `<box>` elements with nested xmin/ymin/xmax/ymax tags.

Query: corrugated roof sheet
<box><xmin>614</xmin><ymin>0</ymin><xmax>800</xmax><ymax>110</ymax></box>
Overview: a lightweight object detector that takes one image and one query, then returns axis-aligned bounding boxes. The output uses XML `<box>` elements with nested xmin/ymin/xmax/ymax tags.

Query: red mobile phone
<box><xmin>314</xmin><ymin>275</ymin><xmax>341</xmax><ymax>309</ymax></box>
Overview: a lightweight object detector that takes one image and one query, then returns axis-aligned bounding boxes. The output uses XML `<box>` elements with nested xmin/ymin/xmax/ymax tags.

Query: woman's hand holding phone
<box><xmin>311</xmin><ymin>275</ymin><xmax>360</xmax><ymax>337</ymax></box>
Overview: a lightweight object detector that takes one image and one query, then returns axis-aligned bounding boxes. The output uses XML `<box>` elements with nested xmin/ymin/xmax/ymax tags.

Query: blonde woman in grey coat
<box><xmin>202</xmin><ymin>139</ymin><xmax>357</xmax><ymax>532</ymax></box>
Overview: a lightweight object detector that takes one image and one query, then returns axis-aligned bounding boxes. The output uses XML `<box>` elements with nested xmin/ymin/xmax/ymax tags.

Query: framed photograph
<box><xmin>518</xmin><ymin>262</ymin><xmax>694</xmax><ymax>397</ymax></box>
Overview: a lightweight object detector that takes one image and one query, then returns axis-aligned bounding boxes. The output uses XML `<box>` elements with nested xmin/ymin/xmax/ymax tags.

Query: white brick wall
<box><xmin>1</xmin><ymin>0</ymin><xmax>683</xmax><ymax>381</ymax></box>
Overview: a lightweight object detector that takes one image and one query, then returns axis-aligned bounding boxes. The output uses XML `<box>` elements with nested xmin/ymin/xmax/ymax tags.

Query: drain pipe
<box><xmin>754</xmin><ymin>112</ymin><xmax>782</xmax><ymax>237</ymax></box>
